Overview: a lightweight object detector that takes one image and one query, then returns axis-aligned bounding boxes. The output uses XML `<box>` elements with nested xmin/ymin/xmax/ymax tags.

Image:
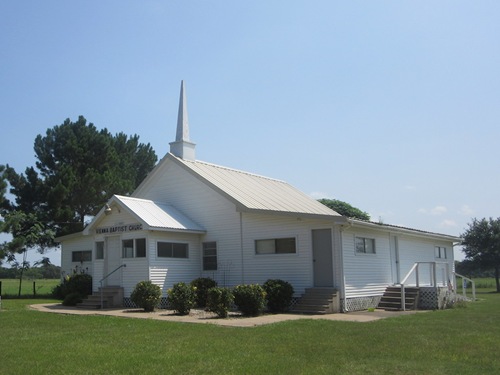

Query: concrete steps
<box><xmin>292</xmin><ymin>288</ymin><xmax>339</xmax><ymax>314</ymax></box>
<box><xmin>77</xmin><ymin>287</ymin><xmax>124</xmax><ymax>309</ymax></box>
<box><xmin>377</xmin><ymin>286</ymin><xmax>419</xmax><ymax>311</ymax></box>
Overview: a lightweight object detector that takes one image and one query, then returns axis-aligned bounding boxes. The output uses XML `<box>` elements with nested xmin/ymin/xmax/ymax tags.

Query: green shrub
<box><xmin>263</xmin><ymin>279</ymin><xmax>294</xmax><ymax>313</ymax></box>
<box><xmin>52</xmin><ymin>273</ymin><xmax>92</xmax><ymax>300</ymax></box>
<box><xmin>206</xmin><ymin>287</ymin><xmax>234</xmax><ymax>318</ymax></box>
<box><xmin>233</xmin><ymin>284</ymin><xmax>266</xmax><ymax>316</ymax></box>
<box><xmin>130</xmin><ymin>280</ymin><xmax>162</xmax><ymax>312</ymax></box>
<box><xmin>62</xmin><ymin>292</ymin><xmax>83</xmax><ymax>306</ymax></box>
<box><xmin>167</xmin><ymin>282</ymin><xmax>195</xmax><ymax>315</ymax></box>
<box><xmin>190</xmin><ymin>277</ymin><xmax>217</xmax><ymax>308</ymax></box>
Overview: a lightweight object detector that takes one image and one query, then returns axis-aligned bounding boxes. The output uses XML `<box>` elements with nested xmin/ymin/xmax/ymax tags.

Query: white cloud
<box><xmin>431</xmin><ymin>206</ymin><xmax>447</xmax><ymax>215</ymax></box>
<box><xmin>418</xmin><ymin>206</ymin><xmax>448</xmax><ymax>215</ymax></box>
<box><xmin>459</xmin><ymin>204</ymin><xmax>474</xmax><ymax>216</ymax></box>
<box><xmin>404</xmin><ymin>185</ymin><xmax>417</xmax><ymax>191</ymax></box>
<box><xmin>439</xmin><ymin>219</ymin><xmax>457</xmax><ymax>228</ymax></box>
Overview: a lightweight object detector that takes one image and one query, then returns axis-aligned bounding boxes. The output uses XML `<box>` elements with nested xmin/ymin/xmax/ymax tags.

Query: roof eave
<box><xmin>346</xmin><ymin>219</ymin><xmax>462</xmax><ymax>242</ymax></box>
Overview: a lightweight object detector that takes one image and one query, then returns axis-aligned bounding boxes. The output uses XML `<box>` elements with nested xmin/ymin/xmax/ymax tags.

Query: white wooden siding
<box><xmin>342</xmin><ymin>227</ymin><xmax>456</xmax><ymax>299</ymax></box>
<box><xmin>342</xmin><ymin>228</ymin><xmax>392</xmax><ymax>299</ymax></box>
<box><xmin>397</xmin><ymin>236</ymin><xmax>454</xmax><ymax>287</ymax></box>
<box><xmin>139</xmin><ymin>161</ymin><xmax>244</xmax><ymax>287</ymax></box>
<box><xmin>60</xmin><ymin>235</ymin><xmax>94</xmax><ymax>280</ymax></box>
<box><xmin>241</xmin><ymin>212</ymin><xmax>336</xmax><ymax>295</ymax></box>
<box><xmin>147</xmin><ymin>231</ymin><xmax>202</xmax><ymax>294</ymax></box>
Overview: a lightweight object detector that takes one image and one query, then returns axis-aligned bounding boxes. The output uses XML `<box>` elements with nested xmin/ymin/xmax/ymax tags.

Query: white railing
<box><xmin>453</xmin><ymin>272</ymin><xmax>476</xmax><ymax>301</ymax></box>
<box><xmin>99</xmin><ymin>264</ymin><xmax>126</xmax><ymax>309</ymax></box>
<box><xmin>398</xmin><ymin>262</ymin><xmax>451</xmax><ymax>311</ymax></box>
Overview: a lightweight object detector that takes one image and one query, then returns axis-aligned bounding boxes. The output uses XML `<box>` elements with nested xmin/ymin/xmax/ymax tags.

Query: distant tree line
<box><xmin>0</xmin><ymin>264</ymin><xmax>61</xmax><ymax>279</ymax></box>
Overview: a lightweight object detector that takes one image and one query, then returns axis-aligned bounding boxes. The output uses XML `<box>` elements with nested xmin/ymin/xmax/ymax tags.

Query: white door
<box><xmin>390</xmin><ymin>235</ymin><xmax>400</xmax><ymax>284</ymax></box>
<box><xmin>104</xmin><ymin>236</ymin><xmax>122</xmax><ymax>286</ymax></box>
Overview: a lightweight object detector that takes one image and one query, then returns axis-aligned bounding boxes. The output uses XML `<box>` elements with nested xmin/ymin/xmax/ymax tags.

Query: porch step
<box><xmin>76</xmin><ymin>287</ymin><xmax>124</xmax><ymax>309</ymax></box>
<box><xmin>377</xmin><ymin>286</ymin><xmax>419</xmax><ymax>311</ymax></box>
<box><xmin>292</xmin><ymin>288</ymin><xmax>339</xmax><ymax>314</ymax></box>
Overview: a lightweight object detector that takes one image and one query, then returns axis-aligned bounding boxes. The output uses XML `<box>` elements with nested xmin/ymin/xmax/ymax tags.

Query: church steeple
<box><xmin>169</xmin><ymin>80</ymin><xmax>196</xmax><ymax>160</ymax></box>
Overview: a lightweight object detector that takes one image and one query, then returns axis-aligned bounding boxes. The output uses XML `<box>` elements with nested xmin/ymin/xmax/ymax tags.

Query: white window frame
<box><xmin>72</xmin><ymin>250</ymin><xmax>92</xmax><ymax>262</ymax></box>
<box><xmin>355</xmin><ymin>237</ymin><xmax>376</xmax><ymax>254</ymax></box>
<box><xmin>435</xmin><ymin>246</ymin><xmax>447</xmax><ymax>259</ymax></box>
<box><xmin>95</xmin><ymin>241</ymin><xmax>104</xmax><ymax>260</ymax></box>
<box><xmin>122</xmin><ymin>238</ymin><xmax>147</xmax><ymax>259</ymax></box>
<box><xmin>203</xmin><ymin>241</ymin><xmax>217</xmax><ymax>271</ymax></box>
<box><xmin>157</xmin><ymin>241</ymin><xmax>189</xmax><ymax>259</ymax></box>
<box><xmin>255</xmin><ymin>237</ymin><xmax>297</xmax><ymax>255</ymax></box>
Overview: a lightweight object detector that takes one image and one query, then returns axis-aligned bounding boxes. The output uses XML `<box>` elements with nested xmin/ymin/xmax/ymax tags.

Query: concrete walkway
<box><xmin>30</xmin><ymin>303</ymin><xmax>424</xmax><ymax>327</ymax></box>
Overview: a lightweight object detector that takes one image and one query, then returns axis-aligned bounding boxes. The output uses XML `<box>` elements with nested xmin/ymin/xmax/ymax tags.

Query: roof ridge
<box><xmin>175</xmin><ymin>155</ymin><xmax>287</xmax><ymax>183</ymax></box>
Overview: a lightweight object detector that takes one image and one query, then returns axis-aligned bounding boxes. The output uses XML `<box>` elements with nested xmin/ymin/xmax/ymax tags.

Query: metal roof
<box><xmin>114</xmin><ymin>195</ymin><xmax>205</xmax><ymax>233</ymax></box>
<box><xmin>169</xmin><ymin>154</ymin><xmax>344</xmax><ymax>221</ymax></box>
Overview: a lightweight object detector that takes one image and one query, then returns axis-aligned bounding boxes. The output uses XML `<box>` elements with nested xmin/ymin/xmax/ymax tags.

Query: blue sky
<box><xmin>1</xmin><ymin>1</ymin><xmax>499</xmax><ymax>265</ymax></box>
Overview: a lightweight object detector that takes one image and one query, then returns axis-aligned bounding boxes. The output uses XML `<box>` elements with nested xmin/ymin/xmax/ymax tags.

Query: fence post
<box><xmin>0</xmin><ymin>280</ymin><xmax>2</xmax><ymax>296</ymax></box>
<box><xmin>33</xmin><ymin>281</ymin><xmax>36</xmax><ymax>297</ymax></box>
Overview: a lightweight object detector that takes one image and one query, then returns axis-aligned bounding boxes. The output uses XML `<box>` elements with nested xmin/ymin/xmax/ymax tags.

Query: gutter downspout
<box><xmin>240</xmin><ymin>212</ymin><xmax>245</xmax><ymax>284</ymax></box>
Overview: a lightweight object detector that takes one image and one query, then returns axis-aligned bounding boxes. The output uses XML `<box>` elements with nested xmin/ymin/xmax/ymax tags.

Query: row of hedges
<box><xmin>130</xmin><ymin>278</ymin><xmax>294</xmax><ymax>317</ymax></box>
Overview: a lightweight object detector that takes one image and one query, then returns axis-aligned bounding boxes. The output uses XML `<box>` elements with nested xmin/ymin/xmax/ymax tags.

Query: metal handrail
<box><xmin>99</xmin><ymin>264</ymin><xmax>126</xmax><ymax>309</ymax></box>
<box><xmin>453</xmin><ymin>272</ymin><xmax>476</xmax><ymax>301</ymax></box>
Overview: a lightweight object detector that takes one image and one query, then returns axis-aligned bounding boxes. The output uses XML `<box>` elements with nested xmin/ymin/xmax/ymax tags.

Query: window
<box><xmin>203</xmin><ymin>242</ymin><xmax>217</xmax><ymax>270</ymax></box>
<box><xmin>95</xmin><ymin>242</ymin><xmax>104</xmax><ymax>260</ymax></box>
<box><xmin>72</xmin><ymin>250</ymin><xmax>92</xmax><ymax>262</ymax></box>
<box><xmin>122</xmin><ymin>238</ymin><xmax>147</xmax><ymax>258</ymax></box>
<box><xmin>355</xmin><ymin>237</ymin><xmax>376</xmax><ymax>254</ymax></box>
<box><xmin>136</xmin><ymin>238</ymin><xmax>146</xmax><ymax>258</ymax></box>
<box><xmin>435</xmin><ymin>246</ymin><xmax>447</xmax><ymax>259</ymax></box>
<box><xmin>255</xmin><ymin>238</ymin><xmax>296</xmax><ymax>254</ymax></box>
<box><xmin>157</xmin><ymin>242</ymin><xmax>189</xmax><ymax>258</ymax></box>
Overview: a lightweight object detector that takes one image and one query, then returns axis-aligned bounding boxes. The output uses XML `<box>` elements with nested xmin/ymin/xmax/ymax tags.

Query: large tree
<box><xmin>0</xmin><ymin>210</ymin><xmax>54</xmax><ymax>294</ymax></box>
<box><xmin>0</xmin><ymin>164</ymin><xmax>9</xmax><ymax>212</ymax></box>
<box><xmin>461</xmin><ymin>217</ymin><xmax>500</xmax><ymax>293</ymax></box>
<box><xmin>4</xmin><ymin>116</ymin><xmax>157</xmax><ymax>238</ymax></box>
<box><xmin>318</xmin><ymin>198</ymin><xmax>370</xmax><ymax>221</ymax></box>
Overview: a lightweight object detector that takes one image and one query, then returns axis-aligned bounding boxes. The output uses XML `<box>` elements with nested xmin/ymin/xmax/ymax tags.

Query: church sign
<box><xmin>96</xmin><ymin>223</ymin><xmax>143</xmax><ymax>235</ymax></box>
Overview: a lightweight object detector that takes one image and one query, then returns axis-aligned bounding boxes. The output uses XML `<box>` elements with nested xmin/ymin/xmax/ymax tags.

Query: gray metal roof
<box><xmin>114</xmin><ymin>195</ymin><xmax>205</xmax><ymax>233</ymax></box>
<box><xmin>169</xmin><ymin>154</ymin><xmax>344</xmax><ymax>221</ymax></box>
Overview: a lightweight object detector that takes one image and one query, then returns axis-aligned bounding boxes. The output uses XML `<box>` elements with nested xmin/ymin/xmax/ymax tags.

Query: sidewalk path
<box><xmin>30</xmin><ymin>303</ymin><xmax>424</xmax><ymax>327</ymax></box>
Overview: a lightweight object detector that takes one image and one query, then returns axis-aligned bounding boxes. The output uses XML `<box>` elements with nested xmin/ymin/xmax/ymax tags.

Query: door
<box><xmin>390</xmin><ymin>235</ymin><xmax>400</xmax><ymax>284</ymax></box>
<box><xmin>105</xmin><ymin>236</ymin><xmax>122</xmax><ymax>286</ymax></box>
<box><xmin>312</xmin><ymin>229</ymin><xmax>334</xmax><ymax>287</ymax></box>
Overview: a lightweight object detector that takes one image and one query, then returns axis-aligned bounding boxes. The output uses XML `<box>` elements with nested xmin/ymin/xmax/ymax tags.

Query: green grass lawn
<box><xmin>0</xmin><ymin>278</ymin><xmax>59</xmax><ymax>297</ymax></box>
<box><xmin>1</xmin><ymin>287</ymin><xmax>499</xmax><ymax>375</ymax></box>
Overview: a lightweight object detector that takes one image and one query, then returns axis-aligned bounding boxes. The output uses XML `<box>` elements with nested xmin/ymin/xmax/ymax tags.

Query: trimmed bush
<box><xmin>62</xmin><ymin>292</ymin><xmax>83</xmax><ymax>306</ymax></box>
<box><xmin>233</xmin><ymin>284</ymin><xmax>266</xmax><ymax>316</ymax></box>
<box><xmin>190</xmin><ymin>277</ymin><xmax>217</xmax><ymax>308</ymax></box>
<box><xmin>130</xmin><ymin>280</ymin><xmax>162</xmax><ymax>312</ymax></box>
<box><xmin>167</xmin><ymin>282</ymin><xmax>195</xmax><ymax>315</ymax></box>
<box><xmin>206</xmin><ymin>287</ymin><xmax>234</xmax><ymax>318</ymax></box>
<box><xmin>263</xmin><ymin>279</ymin><xmax>294</xmax><ymax>313</ymax></box>
<box><xmin>52</xmin><ymin>273</ymin><xmax>92</xmax><ymax>300</ymax></box>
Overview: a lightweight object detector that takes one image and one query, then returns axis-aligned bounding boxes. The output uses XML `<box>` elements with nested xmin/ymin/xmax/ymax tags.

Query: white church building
<box><xmin>58</xmin><ymin>81</ymin><xmax>461</xmax><ymax>312</ymax></box>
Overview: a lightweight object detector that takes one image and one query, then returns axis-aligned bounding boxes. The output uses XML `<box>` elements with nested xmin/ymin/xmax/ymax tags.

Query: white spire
<box><xmin>170</xmin><ymin>80</ymin><xmax>196</xmax><ymax>160</ymax></box>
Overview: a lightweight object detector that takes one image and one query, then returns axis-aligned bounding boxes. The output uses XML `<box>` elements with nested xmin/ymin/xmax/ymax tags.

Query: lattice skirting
<box><xmin>123</xmin><ymin>297</ymin><xmax>170</xmax><ymax>309</ymax></box>
<box><xmin>122</xmin><ymin>296</ymin><xmax>301</xmax><ymax>311</ymax></box>
<box><xmin>343</xmin><ymin>296</ymin><xmax>381</xmax><ymax>312</ymax></box>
